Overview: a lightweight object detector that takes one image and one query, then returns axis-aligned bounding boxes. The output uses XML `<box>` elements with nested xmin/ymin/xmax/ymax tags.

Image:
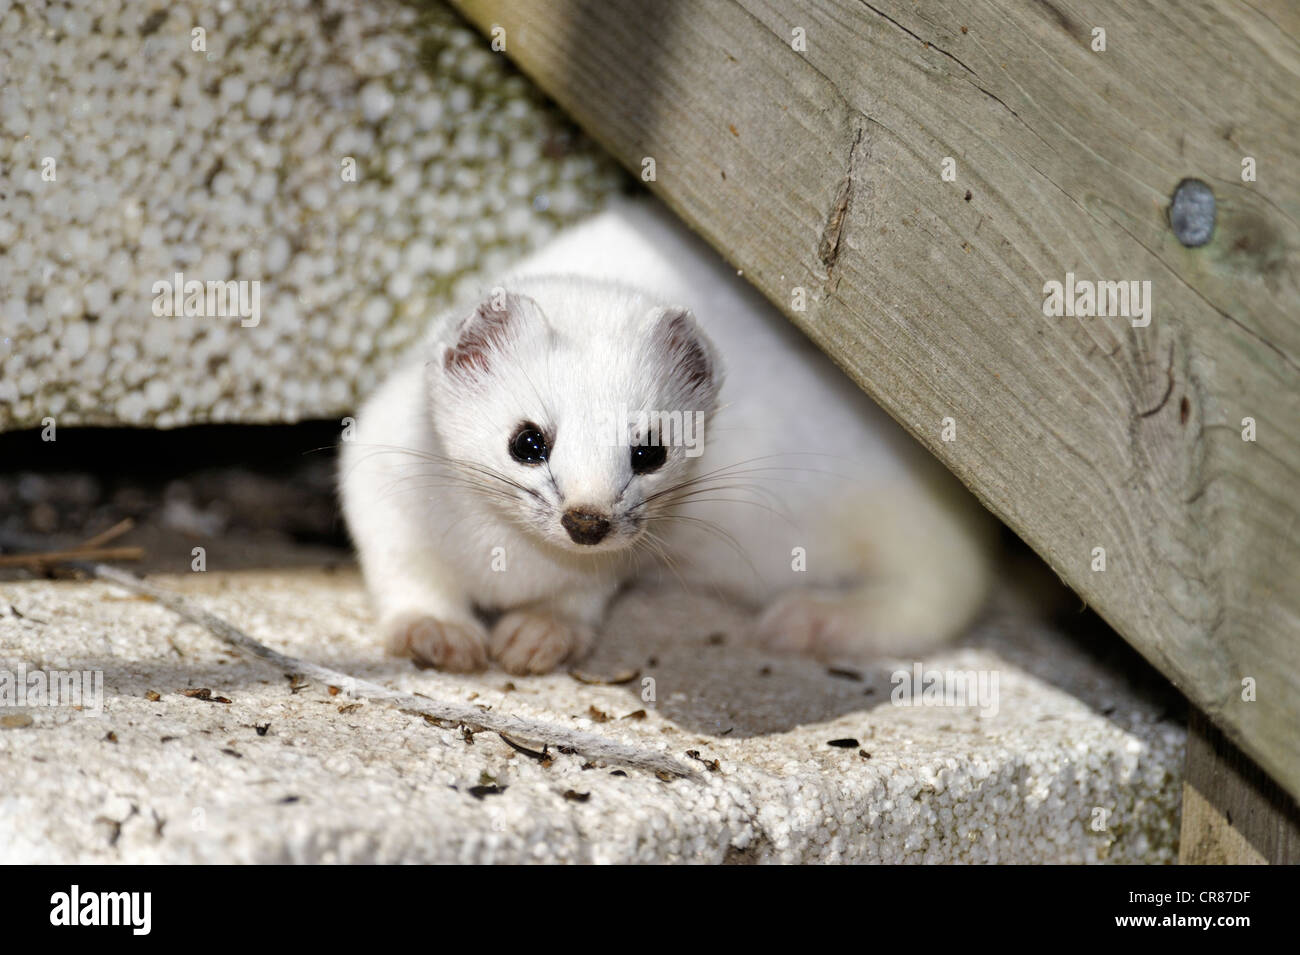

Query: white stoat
<box><xmin>339</xmin><ymin>197</ymin><xmax>995</xmax><ymax>674</ymax></box>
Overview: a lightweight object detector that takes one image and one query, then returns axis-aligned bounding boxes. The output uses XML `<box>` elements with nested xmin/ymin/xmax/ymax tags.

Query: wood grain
<box><xmin>1181</xmin><ymin>708</ymin><xmax>1300</xmax><ymax>863</ymax></box>
<box><xmin>451</xmin><ymin>0</ymin><xmax>1300</xmax><ymax>799</ymax></box>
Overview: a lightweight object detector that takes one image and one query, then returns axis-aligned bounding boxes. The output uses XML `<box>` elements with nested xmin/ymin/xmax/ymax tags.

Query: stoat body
<box><xmin>340</xmin><ymin>197</ymin><xmax>994</xmax><ymax>673</ymax></box>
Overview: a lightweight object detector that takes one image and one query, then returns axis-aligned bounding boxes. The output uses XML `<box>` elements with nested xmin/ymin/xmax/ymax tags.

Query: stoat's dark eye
<box><xmin>509</xmin><ymin>423</ymin><xmax>549</xmax><ymax>465</ymax></box>
<box><xmin>630</xmin><ymin>441</ymin><xmax>667</xmax><ymax>474</ymax></box>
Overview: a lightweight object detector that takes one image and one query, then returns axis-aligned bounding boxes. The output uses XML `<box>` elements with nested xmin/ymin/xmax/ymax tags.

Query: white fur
<box><xmin>340</xmin><ymin>197</ymin><xmax>994</xmax><ymax>673</ymax></box>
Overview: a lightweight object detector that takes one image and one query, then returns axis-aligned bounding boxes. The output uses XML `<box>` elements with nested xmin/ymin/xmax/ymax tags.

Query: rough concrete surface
<box><xmin>0</xmin><ymin>0</ymin><xmax>624</xmax><ymax>431</ymax></box>
<box><xmin>0</xmin><ymin>568</ymin><xmax>1184</xmax><ymax>863</ymax></box>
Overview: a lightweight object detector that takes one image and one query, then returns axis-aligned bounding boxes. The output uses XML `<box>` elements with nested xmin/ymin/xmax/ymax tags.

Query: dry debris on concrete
<box><xmin>0</xmin><ymin>568</ymin><xmax>1184</xmax><ymax>863</ymax></box>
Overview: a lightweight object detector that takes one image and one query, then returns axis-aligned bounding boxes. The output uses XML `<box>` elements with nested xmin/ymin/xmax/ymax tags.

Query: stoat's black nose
<box><xmin>562</xmin><ymin>508</ymin><xmax>611</xmax><ymax>545</ymax></box>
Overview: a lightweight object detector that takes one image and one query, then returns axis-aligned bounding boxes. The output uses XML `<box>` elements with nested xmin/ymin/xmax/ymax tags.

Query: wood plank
<box><xmin>451</xmin><ymin>0</ymin><xmax>1300</xmax><ymax>799</ymax></box>
<box><xmin>1181</xmin><ymin>708</ymin><xmax>1300</xmax><ymax>864</ymax></box>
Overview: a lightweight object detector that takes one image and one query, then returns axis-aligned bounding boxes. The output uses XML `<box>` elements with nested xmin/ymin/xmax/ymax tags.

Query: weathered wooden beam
<box><xmin>1181</xmin><ymin>708</ymin><xmax>1300</xmax><ymax>864</ymax></box>
<box><xmin>450</xmin><ymin>0</ymin><xmax>1300</xmax><ymax>799</ymax></box>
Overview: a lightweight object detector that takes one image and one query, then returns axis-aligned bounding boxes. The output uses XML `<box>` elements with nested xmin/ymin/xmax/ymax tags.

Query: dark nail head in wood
<box><xmin>1169</xmin><ymin>179</ymin><xmax>1216</xmax><ymax>248</ymax></box>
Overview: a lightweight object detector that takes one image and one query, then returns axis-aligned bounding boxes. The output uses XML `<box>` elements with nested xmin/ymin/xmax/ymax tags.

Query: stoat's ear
<box><xmin>444</xmin><ymin>290</ymin><xmax>544</xmax><ymax>378</ymax></box>
<box><xmin>648</xmin><ymin>306</ymin><xmax>721</xmax><ymax>405</ymax></box>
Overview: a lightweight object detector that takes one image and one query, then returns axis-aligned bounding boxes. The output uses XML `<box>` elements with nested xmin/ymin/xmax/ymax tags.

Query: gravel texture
<box><xmin>0</xmin><ymin>0</ymin><xmax>625</xmax><ymax>431</ymax></box>
<box><xmin>0</xmin><ymin>568</ymin><xmax>1185</xmax><ymax>863</ymax></box>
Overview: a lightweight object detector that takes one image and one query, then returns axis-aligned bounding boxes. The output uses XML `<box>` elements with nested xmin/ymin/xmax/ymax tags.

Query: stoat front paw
<box><xmin>383</xmin><ymin>612</ymin><xmax>488</xmax><ymax>673</ymax></box>
<box><xmin>489</xmin><ymin>611</ymin><xmax>593</xmax><ymax>675</ymax></box>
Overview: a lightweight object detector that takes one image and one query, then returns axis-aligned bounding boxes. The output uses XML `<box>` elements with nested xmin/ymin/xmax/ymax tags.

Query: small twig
<box><xmin>78</xmin><ymin>517</ymin><xmax>136</xmax><ymax>550</ymax></box>
<box><xmin>0</xmin><ymin>546</ymin><xmax>144</xmax><ymax>568</ymax></box>
<box><xmin>498</xmin><ymin>733</ymin><xmax>551</xmax><ymax>761</ymax></box>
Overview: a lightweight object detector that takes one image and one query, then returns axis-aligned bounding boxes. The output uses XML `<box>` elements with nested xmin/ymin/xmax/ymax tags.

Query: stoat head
<box><xmin>427</xmin><ymin>277</ymin><xmax>722</xmax><ymax>555</ymax></box>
